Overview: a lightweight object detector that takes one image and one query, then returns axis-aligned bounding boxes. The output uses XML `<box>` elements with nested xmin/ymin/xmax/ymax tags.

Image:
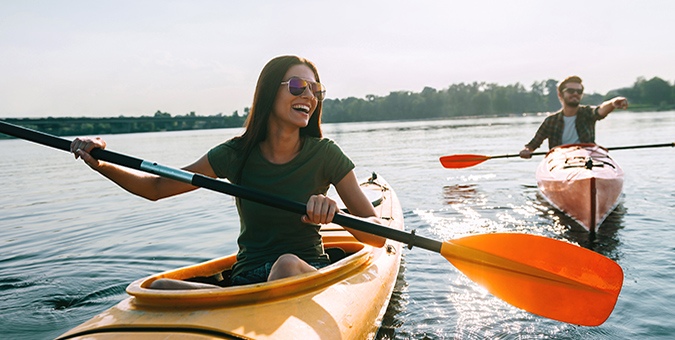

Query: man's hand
<box><xmin>612</xmin><ymin>97</ymin><xmax>629</xmax><ymax>109</ymax></box>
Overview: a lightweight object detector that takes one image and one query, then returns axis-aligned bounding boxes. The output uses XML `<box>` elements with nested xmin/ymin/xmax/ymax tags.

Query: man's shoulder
<box><xmin>543</xmin><ymin>110</ymin><xmax>563</xmax><ymax>122</ymax></box>
<box><xmin>577</xmin><ymin>105</ymin><xmax>597</xmax><ymax>116</ymax></box>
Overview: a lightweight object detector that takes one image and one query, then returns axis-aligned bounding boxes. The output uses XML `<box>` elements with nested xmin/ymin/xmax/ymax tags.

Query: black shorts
<box><xmin>230</xmin><ymin>259</ymin><xmax>330</xmax><ymax>286</ymax></box>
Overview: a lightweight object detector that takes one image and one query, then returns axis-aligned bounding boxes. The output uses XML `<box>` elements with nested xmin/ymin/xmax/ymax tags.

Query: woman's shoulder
<box><xmin>212</xmin><ymin>137</ymin><xmax>244</xmax><ymax>151</ymax></box>
<box><xmin>208</xmin><ymin>137</ymin><xmax>245</xmax><ymax>162</ymax></box>
<box><xmin>305</xmin><ymin>136</ymin><xmax>334</xmax><ymax>145</ymax></box>
<box><xmin>303</xmin><ymin>136</ymin><xmax>343</xmax><ymax>151</ymax></box>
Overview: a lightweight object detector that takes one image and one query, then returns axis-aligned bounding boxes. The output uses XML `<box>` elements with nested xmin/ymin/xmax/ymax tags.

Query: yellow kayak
<box><xmin>57</xmin><ymin>174</ymin><xmax>404</xmax><ymax>340</ymax></box>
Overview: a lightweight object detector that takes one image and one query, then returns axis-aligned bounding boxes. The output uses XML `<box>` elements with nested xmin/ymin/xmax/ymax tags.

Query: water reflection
<box><xmin>534</xmin><ymin>193</ymin><xmax>625</xmax><ymax>259</ymax></box>
<box><xmin>442</xmin><ymin>184</ymin><xmax>479</xmax><ymax>205</ymax></box>
<box><xmin>585</xmin><ymin>205</ymin><xmax>625</xmax><ymax>261</ymax></box>
<box><xmin>376</xmin><ymin>256</ymin><xmax>408</xmax><ymax>340</ymax></box>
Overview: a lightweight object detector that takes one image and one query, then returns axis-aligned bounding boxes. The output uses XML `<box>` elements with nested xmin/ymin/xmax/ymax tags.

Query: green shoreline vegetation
<box><xmin>2</xmin><ymin>76</ymin><xmax>673</xmax><ymax>138</ymax></box>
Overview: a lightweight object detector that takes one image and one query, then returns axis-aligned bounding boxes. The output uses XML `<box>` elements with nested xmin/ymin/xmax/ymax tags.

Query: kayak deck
<box><xmin>57</xmin><ymin>174</ymin><xmax>403</xmax><ymax>340</ymax></box>
<box><xmin>536</xmin><ymin>144</ymin><xmax>624</xmax><ymax>232</ymax></box>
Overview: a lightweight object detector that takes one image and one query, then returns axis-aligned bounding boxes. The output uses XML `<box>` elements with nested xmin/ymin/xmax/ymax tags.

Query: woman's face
<box><xmin>271</xmin><ymin>64</ymin><xmax>320</xmax><ymax>130</ymax></box>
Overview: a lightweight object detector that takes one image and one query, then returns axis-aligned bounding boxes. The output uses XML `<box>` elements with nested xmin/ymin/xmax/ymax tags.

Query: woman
<box><xmin>70</xmin><ymin>55</ymin><xmax>385</xmax><ymax>288</ymax></box>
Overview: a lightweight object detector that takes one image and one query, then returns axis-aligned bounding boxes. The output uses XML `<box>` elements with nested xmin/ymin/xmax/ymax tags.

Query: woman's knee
<box><xmin>274</xmin><ymin>254</ymin><xmax>302</xmax><ymax>266</ymax></box>
<box><xmin>271</xmin><ymin>254</ymin><xmax>303</xmax><ymax>273</ymax></box>
<box><xmin>269</xmin><ymin>254</ymin><xmax>315</xmax><ymax>280</ymax></box>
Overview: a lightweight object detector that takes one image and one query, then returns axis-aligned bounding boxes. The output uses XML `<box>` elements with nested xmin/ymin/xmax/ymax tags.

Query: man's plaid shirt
<box><xmin>525</xmin><ymin>105</ymin><xmax>605</xmax><ymax>150</ymax></box>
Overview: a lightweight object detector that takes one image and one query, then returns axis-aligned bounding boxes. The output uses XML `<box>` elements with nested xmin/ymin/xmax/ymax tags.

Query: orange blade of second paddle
<box><xmin>440</xmin><ymin>233</ymin><xmax>623</xmax><ymax>326</ymax></box>
<box><xmin>439</xmin><ymin>154</ymin><xmax>489</xmax><ymax>168</ymax></box>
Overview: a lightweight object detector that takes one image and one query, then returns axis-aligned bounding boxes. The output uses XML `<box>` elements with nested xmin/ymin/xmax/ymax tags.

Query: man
<box><xmin>519</xmin><ymin>75</ymin><xmax>629</xmax><ymax>159</ymax></box>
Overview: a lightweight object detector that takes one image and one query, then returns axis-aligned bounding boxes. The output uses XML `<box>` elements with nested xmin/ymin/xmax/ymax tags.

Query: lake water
<box><xmin>1</xmin><ymin>111</ymin><xmax>674</xmax><ymax>339</ymax></box>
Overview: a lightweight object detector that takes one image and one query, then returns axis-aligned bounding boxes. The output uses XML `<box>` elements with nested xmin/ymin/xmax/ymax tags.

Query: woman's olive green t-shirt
<box><xmin>207</xmin><ymin>137</ymin><xmax>354</xmax><ymax>278</ymax></box>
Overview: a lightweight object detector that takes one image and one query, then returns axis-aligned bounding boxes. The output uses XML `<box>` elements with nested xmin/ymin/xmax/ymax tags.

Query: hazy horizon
<box><xmin>2</xmin><ymin>0</ymin><xmax>673</xmax><ymax>118</ymax></box>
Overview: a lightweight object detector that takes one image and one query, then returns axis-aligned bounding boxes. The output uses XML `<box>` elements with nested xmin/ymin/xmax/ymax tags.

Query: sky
<box><xmin>1</xmin><ymin>0</ymin><xmax>674</xmax><ymax>118</ymax></box>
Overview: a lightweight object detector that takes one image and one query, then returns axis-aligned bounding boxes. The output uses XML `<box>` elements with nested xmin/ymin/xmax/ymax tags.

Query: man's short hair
<box><xmin>558</xmin><ymin>76</ymin><xmax>584</xmax><ymax>93</ymax></box>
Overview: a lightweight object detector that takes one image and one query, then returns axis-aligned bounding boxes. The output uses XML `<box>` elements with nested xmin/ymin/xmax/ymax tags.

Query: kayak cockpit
<box><xmin>126</xmin><ymin>240</ymin><xmax>375</xmax><ymax>308</ymax></box>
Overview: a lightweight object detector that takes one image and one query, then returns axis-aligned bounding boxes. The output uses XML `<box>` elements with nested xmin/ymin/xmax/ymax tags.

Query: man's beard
<box><xmin>564</xmin><ymin>98</ymin><xmax>580</xmax><ymax>107</ymax></box>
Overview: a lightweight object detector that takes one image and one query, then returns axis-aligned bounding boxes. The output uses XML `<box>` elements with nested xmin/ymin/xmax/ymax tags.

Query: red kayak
<box><xmin>536</xmin><ymin>144</ymin><xmax>624</xmax><ymax>233</ymax></box>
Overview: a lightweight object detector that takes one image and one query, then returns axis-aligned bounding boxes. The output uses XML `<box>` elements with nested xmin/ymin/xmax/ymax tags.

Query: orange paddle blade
<box><xmin>439</xmin><ymin>154</ymin><xmax>489</xmax><ymax>168</ymax></box>
<box><xmin>441</xmin><ymin>233</ymin><xmax>623</xmax><ymax>326</ymax></box>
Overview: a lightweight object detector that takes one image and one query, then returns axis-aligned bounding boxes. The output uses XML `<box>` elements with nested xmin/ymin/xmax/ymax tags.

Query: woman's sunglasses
<box><xmin>563</xmin><ymin>88</ymin><xmax>584</xmax><ymax>95</ymax></box>
<box><xmin>280</xmin><ymin>77</ymin><xmax>326</xmax><ymax>101</ymax></box>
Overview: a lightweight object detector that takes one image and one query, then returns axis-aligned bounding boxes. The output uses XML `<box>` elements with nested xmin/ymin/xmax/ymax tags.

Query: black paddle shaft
<box><xmin>489</xmin><ymin>142</ymin><xmax>674</xmax><ymax>160</ymax></box>
<box><xmin>608</xmin><ymin>142</ymin><xmax>675</xmax><ymax>151</ymax></box>
<box><xmin>0</xmin><ymin>121</ymin><xmax>443</xmax><ymax>253</ymax></box>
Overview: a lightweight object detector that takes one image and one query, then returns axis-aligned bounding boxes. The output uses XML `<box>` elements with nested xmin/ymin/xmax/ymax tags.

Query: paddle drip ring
<box><xmin>407</xmin><ymin>229</ymin><xmax>416</xmax><ymax>250</ymax></box>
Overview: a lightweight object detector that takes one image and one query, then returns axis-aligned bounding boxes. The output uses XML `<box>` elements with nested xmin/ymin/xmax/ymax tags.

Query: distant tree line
<box><xmin>1</xmin><ymin>110</ymin><xmax>247</xmax><ymax>137</ymax></box>
<box><xmin>612</xmin><ymin>76</ymin><xmax>675</xmax><ymax>111</ymax></box>
<box><xmin>321</xmin><ymin>76</ymin><xmax>675</xmax><ymax>123</ymax></box>
<box><xmin>1</xmin><ymin>76</ymin><xmax>672</xmax><ymax>138</ymax></box>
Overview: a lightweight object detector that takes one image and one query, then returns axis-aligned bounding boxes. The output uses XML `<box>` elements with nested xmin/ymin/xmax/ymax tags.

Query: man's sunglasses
<box><xmin>281</xmin><ymin>77</ymin><xmax>326</xmax><ymax>101</ymax></box>
<box><xmin>563</xmin><ymin>88</ymin><xmax>584</xmax><ymax>95</ymax></box>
